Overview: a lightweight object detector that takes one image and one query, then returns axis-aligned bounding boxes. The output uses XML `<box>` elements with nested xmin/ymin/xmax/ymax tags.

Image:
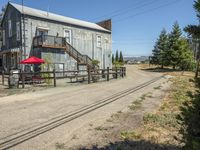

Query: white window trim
<box><xmin>16</xmin><ymin>22</ymin><xmax>20</xmax><ymax>41</ymax></box>
<box><xmin>8</xmin><ymin>20</ymin><xmax>12</xmax><ymax>37</ymax></box>
<box><xmin>64</xmin><ymin>29</ymin><xmax>72</xmax><ymax>44</ymax></box>
<box><xmin>97</xmin><ymin>35</ymin><xmax>102</xmax><ymax>48</ymax></box>
<box><xmin>36</xmin><ymin>28</ymin><xmax>48</xmax><ymax>36</ymax></box>
<box><xmin>2</xmin><ymin>30</ymin><xmax>5</xmax><ymax>46</ymax></box>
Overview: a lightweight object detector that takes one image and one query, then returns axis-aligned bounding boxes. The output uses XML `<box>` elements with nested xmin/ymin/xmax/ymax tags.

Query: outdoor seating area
<box><xmin>0</xmin><ymin>67</ymin><xmax>126</xmax><ymax>88</ymax></box>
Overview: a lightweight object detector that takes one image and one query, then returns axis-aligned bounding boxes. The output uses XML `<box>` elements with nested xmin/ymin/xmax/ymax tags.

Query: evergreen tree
<box><xmin>151</xmin><ymin>41</ymin><xmax>160</xmax><ymax>65</ymax></box>
<box><xmin>115</xmin><ymin>50</ymin><xmax>119</xmax><ymax>62</ymax></box>
<box><xmin>168</xmin><ymin>21</ymin><xmax>182</xmax><ymax>69</ymax></box>
<box><xmin>112</xmin><ymin>54</ymin><xmax>114</xmax><ymax>64</ymax></box>
<box><xmin>119</xmin><ymin>51</ymin><xmax>124</xmax><ymax>63</ymax></box>
<box><xmin>185</xmin><ymin>0</ymin><xmax>200</xmax><ymax>77</ymax></box>
<box><xmin>175</xmin><ymin>38</ymin><xmax>195</xmax><ymax>70</ymax></box>
<box><xmin>194</xmin><ymin>0</ymin><xmax>200</xmax><ymax>19</ymax></box>
<box><xmin>151</xmin><ymin>29</ymin><xmax>168</xmax><ymax>68</ymax></box>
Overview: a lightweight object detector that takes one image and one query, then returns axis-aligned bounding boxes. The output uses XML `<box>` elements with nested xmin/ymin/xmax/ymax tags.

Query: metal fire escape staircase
<box><xmin>64</xmin><ymin>41</ymin><xmax>96</xmax><ymax>70</ymax></box>
<box><xmin>33</xmin><ymin>35</ymin><xmax>98</xmax><ymax>70</ymax></box>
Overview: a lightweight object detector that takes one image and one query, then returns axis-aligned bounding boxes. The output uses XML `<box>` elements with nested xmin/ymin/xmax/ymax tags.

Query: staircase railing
<box><xmin>33</xmin><ymin>35</ymin><xmax>97</xmax><ymax>69</ymax></box>
<box><xmin>63</xmin><ymin>40</ymin><xmax>96</xmax><ymax>69</ymax></box>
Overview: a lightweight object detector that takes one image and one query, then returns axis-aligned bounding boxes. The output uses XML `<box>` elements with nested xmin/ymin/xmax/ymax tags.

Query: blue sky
<box><xmin>0</xmin><ymin>0</ymin><xmax>197</xmax><ymax>56</ymax></box>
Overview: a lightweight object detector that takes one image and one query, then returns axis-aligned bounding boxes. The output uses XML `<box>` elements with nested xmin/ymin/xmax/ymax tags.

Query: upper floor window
<box><xmin>2</xmin><ymin>30</ymin><xmax>5</xmax><ymax>46</ymax></box>
<box><xmin>8</xmin><ymin>20</ymin><xmax>12</xmax><ymax>37</ymax></box>
<box><xmin>97</xmin><ymin>35</ymin><xmax>102</xmax><ymax>48</ymax></box>
<box><xmin>64</xmin><ymin>29</ymin><xmax>71</xmax><ymax>44</ymax></box>
<box><xmin>16</xmin><ymin>22</ymin><xmax>20</xmax><ymax>41</ymax></box>
<box><xmin>37</xmin><ymin>29</ymin><xmax>48</xmax><ymax>36</ymax></box>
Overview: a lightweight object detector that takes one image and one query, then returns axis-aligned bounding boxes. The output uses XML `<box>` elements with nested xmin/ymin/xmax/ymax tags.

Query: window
<box><xmin>37</xmin><ymin>29</ymin><xmax>48</xmax><ymax>36</ymax></box>
<box><xmin>64</xmin><ymin>30</ymin><xmax>71</xmax><ymax>44</ymax></box>
<box><xmin>2</xmin><ymin>30</ymin><xmax>5</xmax><ymax>46</ymax></box>
<box><xmin>97</xmin><ymin>35</ymin><xmax>102</xmax><ymax>48</ymax></box>
<box><xmin>3</xmin><ymin>54</ymin><xmax>6</xmax><ymax>69</ymax></box>
<box><xmin>11</xmin><ymin>53</ymin><xmax>16</xmax><ymax>68</ymax></box>
<box><xmin>16</xmin><ymin>22</ymin><xmax>20</xmax><ymax>41</ymax></box>
<box><xmin>8</xmin><ymin>20</ymin><xmax>12</xmax><ymax>37</ymax></box>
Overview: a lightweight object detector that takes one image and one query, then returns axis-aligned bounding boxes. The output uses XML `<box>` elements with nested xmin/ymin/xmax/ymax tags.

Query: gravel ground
<box><xmin>0</xmin><ymin>65</ymin><xmax>164</xmax><ymax>149</ymax></box>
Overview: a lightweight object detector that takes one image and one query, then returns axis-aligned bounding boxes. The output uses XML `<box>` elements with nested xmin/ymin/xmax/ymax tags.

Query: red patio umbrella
<box><xmin>19</xmin><ymin>56</ymin><xmax>45</xmax><ymax>64</ymax></box>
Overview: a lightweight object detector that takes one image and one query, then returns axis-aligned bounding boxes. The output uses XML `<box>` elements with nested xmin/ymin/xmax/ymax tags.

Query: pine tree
<box><xmin>185</xmin><ymin>0</ymin><xmax>200</xmax><ymax>77</ymax></box>
<box><xmin>112</xmin><ymin>54</ymin><xmax>114</xmax><ymax>64</ymax></box>
<box><xmin>175</xmin><ymin>38</ymin><xmax>195</xmax><ymax>70</ymax></box>
<box><xmin>168</xmin><ymin>21</ymin><xmax>182</xmax><ymax>69</ymax></box>
<box><xmin>151</xmin><ymin>29</ymin><xmax>168</xmax><ymax>68</ymax></box>
<box><xmin>119</xmin><ymin>51</ymin><xmax>124</xmax><ymax>63</ymax></box>
<box><xmin>115</xmin><ymin>50</ymin><xmax>119</xmax><ymax>62</ymax></box>
<box><xmin>151</xmin><ymin>41</ymin><xmax>160</xmax><ymax>65</ymax></box>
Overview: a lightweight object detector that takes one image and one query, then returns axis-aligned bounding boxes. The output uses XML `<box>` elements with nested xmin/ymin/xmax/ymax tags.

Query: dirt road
<box><xmin>0</xmin><ymin>65</ymin><xmax>166</xmax><ymax>149</ymax></box>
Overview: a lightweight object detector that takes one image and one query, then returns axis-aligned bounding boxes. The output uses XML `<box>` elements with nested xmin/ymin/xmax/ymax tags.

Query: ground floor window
<box><xmin>3</xmin><ymin>54</ymin><xmax>7</xmax><ymax>70</ymax></box>
<box><xmin>11</xmin><ymin>53</ymin><xmax>16</xmax><ymax>69</ymax></box>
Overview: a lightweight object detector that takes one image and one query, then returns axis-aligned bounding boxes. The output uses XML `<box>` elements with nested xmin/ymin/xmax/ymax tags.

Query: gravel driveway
<box><xmin>0</xmin><ymin>65</ymin><xmax>163</xmax><ymax>149</ymax></box>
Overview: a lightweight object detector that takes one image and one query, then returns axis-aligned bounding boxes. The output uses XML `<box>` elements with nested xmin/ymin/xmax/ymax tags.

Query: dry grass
<box><xmin>121</xmin><ymin>75</ymin><xmax>197</xmax><ymax>148</ymax></box>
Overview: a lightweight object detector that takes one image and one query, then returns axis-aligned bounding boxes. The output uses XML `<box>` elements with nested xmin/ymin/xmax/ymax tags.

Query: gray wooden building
<box><xmin>0</xmin><ymin>2</ymin><xmax>112</xmax><ymax>73</ymax></box>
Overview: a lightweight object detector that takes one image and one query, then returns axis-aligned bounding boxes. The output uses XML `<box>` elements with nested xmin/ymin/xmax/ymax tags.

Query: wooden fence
<box><xmin>0</xmin><ymin>67</ymin><xmax>126</xmax><ymax>88</ymax></box>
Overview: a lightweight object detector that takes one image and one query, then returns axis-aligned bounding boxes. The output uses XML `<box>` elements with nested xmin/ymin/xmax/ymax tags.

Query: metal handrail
<box><xmin>33</xmin><ymin>35</ymin><xmax>97</xmax><ymax>68</ymax></box>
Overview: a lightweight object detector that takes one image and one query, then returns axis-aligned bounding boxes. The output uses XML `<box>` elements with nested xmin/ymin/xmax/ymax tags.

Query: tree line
<box><xmin>112</xmin><ymin>50</ymin><xmax>124</xmax><ymax>65</ymax></box>
<box><xmin>151</xmin><ymin>22</ymin><xmax>195</xmax><ymax>71</ymax></box>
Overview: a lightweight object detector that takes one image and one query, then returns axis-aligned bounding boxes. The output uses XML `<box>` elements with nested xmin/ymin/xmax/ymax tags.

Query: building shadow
<box><xmin>140</xmin><ymin>67</ymin><xmax>182</xmax><ymax>73</ymax></box>
<box><xmin>79</xmin><ymin>139</ymin><xmax>181</xmax><ymax>150</ymax></box>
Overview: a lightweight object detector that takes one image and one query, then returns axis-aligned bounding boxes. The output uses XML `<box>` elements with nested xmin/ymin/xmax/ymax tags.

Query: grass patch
<box><xmin>95</xmin><ymin>126</ymin><xmax>108</xmax><ymax>131</ymax></box>
<box><xmin>122</xmin><ymin>75</ymin><xmax>197</xmax><ymax>148</ymax></box>
<box><xmin>129</xmin><ymin>99</ymin><xmax>143</xmax><ymax>110</ymax></box>
<box><xmin>120</xmin><ymin>131</ymin><xmax>141</xmax><ymax>140</ymax></box>
<box><xmin>129</xmin><ymin>92</ymin><xmax>153</xmax><ymax>111</ymax></box>
<box><xmin>55</xmin><ymin>142</ymin><xmax>65</xmax><ymax>149</ymax></box>
<box><xmin>154</xmin><ymin>85</ymin><xmax>162</xmax><ymax>90</ymax></box>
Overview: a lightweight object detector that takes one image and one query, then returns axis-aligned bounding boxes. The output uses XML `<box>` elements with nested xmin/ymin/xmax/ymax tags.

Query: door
<box><xmin>64</xmin><ymin>29</ymin><xmax>72</xmax><ymax>44</ymax></box>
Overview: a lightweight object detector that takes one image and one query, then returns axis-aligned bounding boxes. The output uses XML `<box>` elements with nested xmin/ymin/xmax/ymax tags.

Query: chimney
<box><xmin>96</xmin><ymin>19</ymin><xmax>112</xmax><ymax>31</ymax></box>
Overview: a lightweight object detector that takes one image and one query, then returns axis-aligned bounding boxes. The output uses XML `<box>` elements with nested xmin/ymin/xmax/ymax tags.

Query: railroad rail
<box><xmin>0</xmin><ymin>75</ymin><xmax>164</xmax><ymax>150</ymax></box>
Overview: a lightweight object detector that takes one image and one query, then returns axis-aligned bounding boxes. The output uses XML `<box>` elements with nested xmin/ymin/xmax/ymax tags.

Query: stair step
<box><xmin>64</xmin><ymin>43</ymin><xmax>97</xmax><ymax>68</ymax></box>
<box><xmin>78</xmin><ymin>62</ymin><xmax>87</xmax><ymax>65</ymax></box>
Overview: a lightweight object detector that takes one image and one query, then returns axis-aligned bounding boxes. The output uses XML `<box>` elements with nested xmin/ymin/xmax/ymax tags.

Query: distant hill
<box><xmin>124</xmin><ymin>56</ymin><xmax>149</xmax><ymax>62</ymax></box>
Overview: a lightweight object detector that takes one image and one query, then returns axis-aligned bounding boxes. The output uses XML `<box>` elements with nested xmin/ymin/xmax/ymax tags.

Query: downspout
<box><xmin>92</xmin><ymin>34</ymin><xmax>94</xmax><ymax>59</ymax></box>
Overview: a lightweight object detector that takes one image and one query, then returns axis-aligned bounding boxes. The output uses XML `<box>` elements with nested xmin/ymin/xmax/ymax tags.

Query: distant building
<box><xmin>0</xmin><ymin>2</ymin><xmax>112</xmax><ymax>73</ymax></box>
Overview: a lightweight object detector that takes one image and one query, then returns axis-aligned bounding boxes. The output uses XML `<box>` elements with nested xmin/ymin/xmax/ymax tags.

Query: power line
<box><xmin>113</xmin><ymin>0</ymin><xmax>182</xmax><ymax>23</ymax></box>
<box><xmin>90</xmin><ymin>0</ymin><xmax>162</xmax><ymax>22</ymax></box>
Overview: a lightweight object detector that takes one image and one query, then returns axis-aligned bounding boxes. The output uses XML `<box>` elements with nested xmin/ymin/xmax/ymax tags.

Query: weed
<box><xmin>71</xmin><ymin>134</ymin><xmax>78</xmax><ymax>140</ymax></box>
<box><xmin>106</xmin><ymin>119</ymin><xmax>113</xmax><ymax>122</ymax></box>
<box><xmin>95</xmin><ymin>126</ymin><xmax>108</xmax><ymax>131</ymax></box>
<box><xmin>55</xmin><ymin>142</ymin><xmax>65</xmax><ymax>149</ymax></box>
<box><xmin>111</xmin><ymin>113</ymin><xmax>120</xmax><ymax>119</ymax></box>
<box><xmin>128</xmin><ymin>100</ymin><xmax>142</xmax><ymax>110</ymax></box>
<box><xmin>117</xmin><ymin>110</ymin><xmax>122</xmax><ymax>114</ymax></box>
<box><xmin>154</xmin><ymin>85</ymin><xmax>162</xmax><ymax>90</ymax></box>
<box><xmin>140</xmin><ymin>94</ymin><xmax>146</xmax><ymax>100</ymax></box>
<box><xmin>120</xmin><ymin>131</ymin><xmax>141</xmax><ymax>140</ymax></box>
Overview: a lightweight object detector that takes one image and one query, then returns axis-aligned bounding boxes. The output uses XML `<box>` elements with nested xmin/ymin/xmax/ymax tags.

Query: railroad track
<box><xmin>0</xmin><ymin>75</ymin><xmax>164</xmax><ymax>150</ymax></box>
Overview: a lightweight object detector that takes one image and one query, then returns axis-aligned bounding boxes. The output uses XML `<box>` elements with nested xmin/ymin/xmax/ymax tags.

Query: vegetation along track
<box><xmin>0</xmin><ymin>75</ymin><xmax>164</xmax><ymax>150</ymax></box>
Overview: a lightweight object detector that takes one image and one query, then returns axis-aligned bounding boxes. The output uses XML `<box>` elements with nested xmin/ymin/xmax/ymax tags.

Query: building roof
<box><xmin>9</xmin><ymin>2</ymin><xmax>111</xmax><ymax>33</ymax></box>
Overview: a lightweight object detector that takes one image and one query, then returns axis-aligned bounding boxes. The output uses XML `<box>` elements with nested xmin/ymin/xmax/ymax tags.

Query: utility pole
<box><xmin>22</xmin><ymin>0</ymin><xmax>26</xmax><ymax>67</ymax></box>
<box><xmin>195</xmin><ymin>21</ymin><xmax>200</xmax><ymax>78</ymax></box>
<box><xmin>195</xmin><ymin>39</ymin><xmax>200</xmax><ymax>78</ymax></box>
